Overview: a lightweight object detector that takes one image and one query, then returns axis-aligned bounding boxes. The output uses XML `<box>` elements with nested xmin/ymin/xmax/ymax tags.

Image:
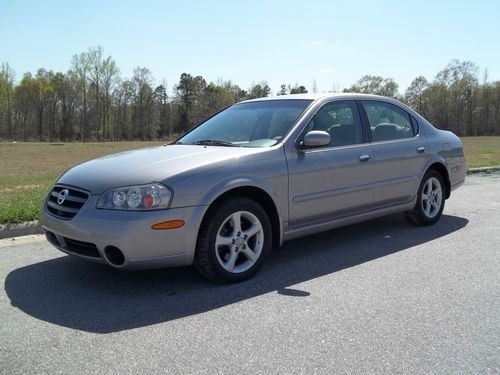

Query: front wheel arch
<box><xmin>197</xmin><ymin>186</ymin><xmax>282</xmax><ymax>250</ymax></box>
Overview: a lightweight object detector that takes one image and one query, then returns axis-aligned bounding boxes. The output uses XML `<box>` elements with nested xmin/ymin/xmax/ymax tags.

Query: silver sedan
<box><xmin>40</xmin><ymin>93</ymin><xmax>466</xmax><ymax>282</ymax></box>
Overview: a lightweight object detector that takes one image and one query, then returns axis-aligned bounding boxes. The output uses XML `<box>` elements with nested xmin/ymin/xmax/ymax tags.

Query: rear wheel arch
<box><xmin>406</xmin><ymin>168</ymin><xmax>446</xmax><ymax>226</ymax></box>
<box><xmin>425</xmin><ymin>162</ymin><xmax>451</xmax><ymax>199</ymax></box>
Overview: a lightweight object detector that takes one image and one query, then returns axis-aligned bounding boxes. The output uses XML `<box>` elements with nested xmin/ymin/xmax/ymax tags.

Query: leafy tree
<box><xmin>277</xmin><ymin>84</ymin><xmax>288</xmax><ymax>96</ymax></box>
<box><xmin>16</xmin><ymin>70</ymin><xmax>54</xmax><ymax>140</ymax></box>
<box><xmin>405</xmin><ymin>76</ymin><xmax>429</xmax><ymax>115</ymax></box>
<box><xmin>50</xmin><ymin>71</ymin><xmax>78</xmax><ymax>140</ymax></box>
<box><xmin>248</xmin><ymin>81</ymin><xmax>271</xmax><ymax>99</ymax></box>
<box><xmin>1</xmin><ymin>53</ymin><xmax>499</xmax><ymax>141</ymax></box>
<box><xmin>154</xmin><ymin>83</ymin><xmax>171</xmax><ymax>138</ymax></box>
<box><xmin>344</xmin><ymin>75</ymin><xmax>399</xmax><ymax>98</ymax></box>
<box><xmin>0</xmin><ymin>63</ymin><xmax>15</xmax><ymax>138</ymax></box>
<box><xmin>175</xmin><ymin>73</ymin><xmax>207</xmax><ymax>130</ymax></box>
<box><xmin>133</xmin><ymin>67</ymin><xmax>158</xmax><ymax>140</ymax></box>
<box><xmin>289</xmin><ymin>84</ymin><xmax>308</xmax><ymax>94</ymax></box>
<box><xmin>113</xmin><ymin>79</ymin><xmax>135</xmax><ymax>140</ymax></box>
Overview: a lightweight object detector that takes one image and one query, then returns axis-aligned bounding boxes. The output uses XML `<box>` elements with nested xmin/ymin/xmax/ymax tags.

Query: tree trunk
<box><xmin>82</xmin><ymin>84</ymin><xmax>87</xmax><ymax>142</ymax></box>
<box><xmin>6</xmin><ymin>86</ymin><xmax>12</xmax><ymax>139</ymax></box>
<box><xmin>38</xmin><ymin>106</ymin><xmax>44</xmax><ymax>141</ymax></box>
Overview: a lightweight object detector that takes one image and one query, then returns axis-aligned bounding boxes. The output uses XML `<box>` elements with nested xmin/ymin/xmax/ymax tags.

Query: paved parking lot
<box><xmin>1</xmin><ymin>174</ymin><xmax>499</xmax><ymax>374</ymax></box>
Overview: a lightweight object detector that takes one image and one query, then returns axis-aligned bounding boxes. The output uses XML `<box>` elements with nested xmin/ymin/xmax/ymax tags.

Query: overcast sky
<box><xmin>1</xmin><ymin>0</ymin><xmax>499</xmax><ymax>94</ymax></box>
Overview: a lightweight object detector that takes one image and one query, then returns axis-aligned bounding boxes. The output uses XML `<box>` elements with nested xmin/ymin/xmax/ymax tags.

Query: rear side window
<box><xmin>361</xmin><ymin>101</ymin><xmax>416</xmax><ymax>142</ymax></box>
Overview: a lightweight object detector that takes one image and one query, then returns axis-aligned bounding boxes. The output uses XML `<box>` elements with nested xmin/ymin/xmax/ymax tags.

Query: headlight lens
<box><xmin>97</xmin><ymin>184</ymin><xmax>172</xmax><ymax>210</ymax></box>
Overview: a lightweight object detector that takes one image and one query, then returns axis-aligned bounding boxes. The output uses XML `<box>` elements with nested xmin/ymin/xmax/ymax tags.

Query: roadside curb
<box><xmin>0</xmin><ymin>221</ymin><xmax>43</xmax><ymax>240</ymax></box>
<box><xmin>467</xmin><ymin>166</ymin><xmax>500</xmax><ymax>174</ymax></box>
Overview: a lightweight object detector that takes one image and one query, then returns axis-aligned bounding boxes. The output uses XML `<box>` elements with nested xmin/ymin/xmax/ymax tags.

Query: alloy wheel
<box><xmin>215</xmin><ymin>211</ymin><xmax>264</xmax><ymax>273</ymax></box>
<box><xmin>421</xmin><ymin>177</ymin><xmax>443</xmax><ymax>219</ymax></box>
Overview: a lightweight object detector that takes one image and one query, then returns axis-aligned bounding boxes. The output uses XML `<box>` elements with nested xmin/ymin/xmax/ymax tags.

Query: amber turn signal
<box><xmin>151</xmin><ymin>220</ymin><xmax>185</xmax><ymax>230</ymax></box>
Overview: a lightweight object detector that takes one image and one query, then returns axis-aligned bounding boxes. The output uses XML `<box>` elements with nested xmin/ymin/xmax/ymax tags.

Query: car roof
<box><xmin>238</xmin><ymin>92</ymin><xmax>421</xmax><ymax>120</ymax></box>
<box><xmin>239</xmin><ymin>92</ymin><xmax>394</xmax><ymax>104</ymax></box>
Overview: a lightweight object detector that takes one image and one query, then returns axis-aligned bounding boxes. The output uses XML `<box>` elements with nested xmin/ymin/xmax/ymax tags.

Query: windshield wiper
<box><xmin>191</xmin><ymin>140</ymin><xmax>236</xmax><ymax>147</ymax></box>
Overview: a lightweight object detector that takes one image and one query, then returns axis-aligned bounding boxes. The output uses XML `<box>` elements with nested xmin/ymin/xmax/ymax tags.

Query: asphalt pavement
<box><xmin>1</xmin><ymin>174</ymin><xmax>499</xmax><ymax>374</ymax></box>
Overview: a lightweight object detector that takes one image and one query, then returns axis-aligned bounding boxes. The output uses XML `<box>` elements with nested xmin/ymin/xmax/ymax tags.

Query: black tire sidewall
<box><xmin>201</xmin><ymin>198</ymin><xmax>272</xmax><ymax>282</ymax></box>
<box><xmin>416</xmin><ymin>170</ymin><xmax>445</xmax><ymax>225</ymax></box>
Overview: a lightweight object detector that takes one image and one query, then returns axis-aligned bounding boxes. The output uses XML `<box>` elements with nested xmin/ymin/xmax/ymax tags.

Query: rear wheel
<box><xmin>195</xmin><ymin>197</ymin><xmax>272</xmax><ymax>282</ymax></box>
<box><xmin>405</xmin><ymin>170</ymin><xmax>445</xmax><ymax>226</ymax></box>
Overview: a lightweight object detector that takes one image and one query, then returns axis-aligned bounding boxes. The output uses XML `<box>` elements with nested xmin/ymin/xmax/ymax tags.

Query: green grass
<box><xmin>0</xmin><ymin>174</ymin><xmax>56</xmax><ymax>224</ymax></box>
<box><xmin>462</xmin><ymin>137</ymin><xmax>500</xmax><ymax>168</ymax></box>
<box><xmin>0</xmin><ymin>137</ymin><xmax>499</xmax><ymax>224</ymax></box>
<box><xmin>0</xmin><ymin>142</ymin><xmax>163</xmax><ymax>224</ymax></box>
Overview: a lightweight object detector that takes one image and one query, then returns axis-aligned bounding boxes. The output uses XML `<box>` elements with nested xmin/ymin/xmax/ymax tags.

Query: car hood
<box><xmin>57</xmin><ymin>145</ymin><xmax>263</xmax><ymax>194</ymax></box>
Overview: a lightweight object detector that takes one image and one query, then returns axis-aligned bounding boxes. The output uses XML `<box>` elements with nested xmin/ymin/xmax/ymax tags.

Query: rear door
<box><xmin>286</xmin><ymin>100</ymin><xmax>374</xmax><ymax>227</ymax></box>
<box><xmin>359</xmin><ymin>100</ymin><xmax>428</xmax><ymax>207</ymax></box>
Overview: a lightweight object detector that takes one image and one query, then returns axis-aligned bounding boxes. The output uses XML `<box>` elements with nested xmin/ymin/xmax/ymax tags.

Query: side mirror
<box><xmin>302</xmin><ymin>130</ymin><xmax>331</xmax><ymax>148</ymax></box>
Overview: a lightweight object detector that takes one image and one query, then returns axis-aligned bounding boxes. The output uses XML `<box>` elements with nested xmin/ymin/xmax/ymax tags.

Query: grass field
<box><xmin>462</xmin><ymin>137</ymin><xmax>500</xmax><ymax>169</ymax></box>
<box><xmin>0</xmin><ymin>142</ymin><xmax>163</xmax><ymax>224</ymax></box>
<box><xmin>0</xmin><ymin>137</ymin><xmax>499</xmax><ymax>224</ymax></box>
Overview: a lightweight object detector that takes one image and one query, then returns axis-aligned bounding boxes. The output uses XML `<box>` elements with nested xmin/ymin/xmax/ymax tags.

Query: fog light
<box><xmin>151</xmin><ymin>220</ymin><xmax>185</xmax><ymax>230</ymax></box>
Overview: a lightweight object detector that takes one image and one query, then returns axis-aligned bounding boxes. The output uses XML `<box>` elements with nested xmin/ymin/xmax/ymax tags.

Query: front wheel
<box><xmin>405</xmin><ymin>170</ymin><xmax>445</xmax><ymax>226</ymax></box>
<box><xmin>195</xmin><ymin>198</ymin><xmax>272</xmax><ymax>282</ymax></box>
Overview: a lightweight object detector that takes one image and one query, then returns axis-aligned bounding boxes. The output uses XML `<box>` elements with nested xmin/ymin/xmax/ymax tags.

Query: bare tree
<box><xmin>71</xmin><ymin>52</ymin><xmax>90</xmax><ymax>141</ymax></box>
<box><xmin>0</xmin><ymin>63</ymin><xmax>15</xmax><ymax>138</ymax></box>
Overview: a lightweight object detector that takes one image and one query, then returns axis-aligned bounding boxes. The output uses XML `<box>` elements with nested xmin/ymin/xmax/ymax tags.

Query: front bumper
<box><xmin>40</xmin><ymin>195</ymin><xmax>207</xmax><ymax>269</ymax></box>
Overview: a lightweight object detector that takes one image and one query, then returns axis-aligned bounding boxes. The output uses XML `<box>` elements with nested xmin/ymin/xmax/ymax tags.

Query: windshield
<box><xmin>177</xmin><ymin>99</ymin><xmax>312</xmax><ymax>147</ymax></box>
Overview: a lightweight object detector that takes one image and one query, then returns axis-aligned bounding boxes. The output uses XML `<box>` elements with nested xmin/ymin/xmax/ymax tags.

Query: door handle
<box><xmin>417</xmin><ymin>146</ymin><xmax>426</xmax><ymax>153</ymax></box>
<box><xmin>359</xmin><ymin>154</ymin><xmax>371</xmax><ymax>162</ymax></box>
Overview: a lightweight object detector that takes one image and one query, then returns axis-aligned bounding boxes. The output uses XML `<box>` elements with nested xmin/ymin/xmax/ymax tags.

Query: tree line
<box><xmin>344</xmin><ymin>60</ymin><xmax>500</xmax><ymax>137</ymax></box>
<box><xmin>0</xmin><ymin>47</ymin><xmax>498</xmax><ymax>142</ymax></box>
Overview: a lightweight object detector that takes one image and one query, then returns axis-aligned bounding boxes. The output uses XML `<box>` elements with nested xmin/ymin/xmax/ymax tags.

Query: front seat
<box><xmin>373</xmin><ymin>123</ymin><xmax>399</xmax><ymax>141</ymax></box>
<box><xmin>330</xmin><ymin>124</ymin><xmax>354</xmax><ymax>146</ymax></box>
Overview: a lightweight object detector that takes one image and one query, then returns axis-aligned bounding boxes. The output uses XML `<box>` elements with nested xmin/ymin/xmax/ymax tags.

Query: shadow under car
<box><xmin>5</xmin><ymin>214</ymin><xmax>468</xmax><ymax>333</ymax></box>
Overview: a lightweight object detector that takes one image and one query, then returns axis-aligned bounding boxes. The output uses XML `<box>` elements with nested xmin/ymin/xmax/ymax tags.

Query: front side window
<box><xmin>361</xmin><ymin>101</ymin><xmax>416</xmax><ymax>142</ymax></box>
<box><xmin>305</xmin><ymin>100</ymin><xmax>363</xmax><ymax>147</ymax></box>
<box><xmin>177</xmin><ymin>100</ymin><xmax>312</xmax><ymax>147</ymax></box>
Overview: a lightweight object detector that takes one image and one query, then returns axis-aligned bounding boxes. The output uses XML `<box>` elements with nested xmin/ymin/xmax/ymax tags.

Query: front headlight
<box><xmin>97</xmin><ymin>183</ymin><xmax>173</xmax><ymax>210</ymax></box>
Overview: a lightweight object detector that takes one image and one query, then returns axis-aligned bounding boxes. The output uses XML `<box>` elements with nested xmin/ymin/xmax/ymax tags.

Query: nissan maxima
<box><xmin>40</xmin><ymin>93</ymin><xmax>466</xmax><ymax>282</ymax></box>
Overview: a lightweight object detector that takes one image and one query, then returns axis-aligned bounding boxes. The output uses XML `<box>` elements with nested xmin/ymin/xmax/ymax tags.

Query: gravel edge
<box><xmin>466</xmin><ymin>165</ymin><xmax>500</xmax><ymax>174</ymax></box>
<box><xmin>0</xmin><ymin>221</ymin><xmax>43</xmax><ymax>240</ymax></box>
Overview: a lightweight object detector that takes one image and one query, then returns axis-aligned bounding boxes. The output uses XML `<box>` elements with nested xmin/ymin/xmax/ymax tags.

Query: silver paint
<box><xmin>39</xmin><ymin>93</ymin><xmax>466</xmax><ymax>269</ymax></box>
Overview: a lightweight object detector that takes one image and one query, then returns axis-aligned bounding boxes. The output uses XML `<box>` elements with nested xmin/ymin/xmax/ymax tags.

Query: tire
<box><xmin>195</xmin><ymin>197</ymin><xmax>272</xmax><ymax>282</ymax></box>
<box><xmin>405</xmin><ymin>170</ymin><xmax>445</xmax><ymax>226</ymax></box>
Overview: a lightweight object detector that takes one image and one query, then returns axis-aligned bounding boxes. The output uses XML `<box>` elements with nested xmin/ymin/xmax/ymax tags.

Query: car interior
<box><xmin>308</xmin><ymin>103</ymin><xmax>363</xmax><ymax>147</ymax></box>
<box><xmin>364</xmin><ymin>103</ymin><xmax>415</xmax><ymax>142</ymax></box>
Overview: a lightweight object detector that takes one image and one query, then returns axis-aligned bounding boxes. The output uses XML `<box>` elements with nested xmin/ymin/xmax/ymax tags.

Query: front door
<box><xmin>286</xmin><ymin>100</ymin><xmax>375</xmax><ymax>227</ymax></box>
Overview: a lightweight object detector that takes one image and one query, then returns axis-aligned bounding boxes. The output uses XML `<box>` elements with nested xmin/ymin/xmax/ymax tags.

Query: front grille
<box><xmin>63</xmin><ymin>237</ymin><xmax>101</xmax><ymax>258</ymax></box>
<box><xmin>46</xmin><ymin>185</ymin><xmax>89</xmax><ymax>220</ymax></box>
